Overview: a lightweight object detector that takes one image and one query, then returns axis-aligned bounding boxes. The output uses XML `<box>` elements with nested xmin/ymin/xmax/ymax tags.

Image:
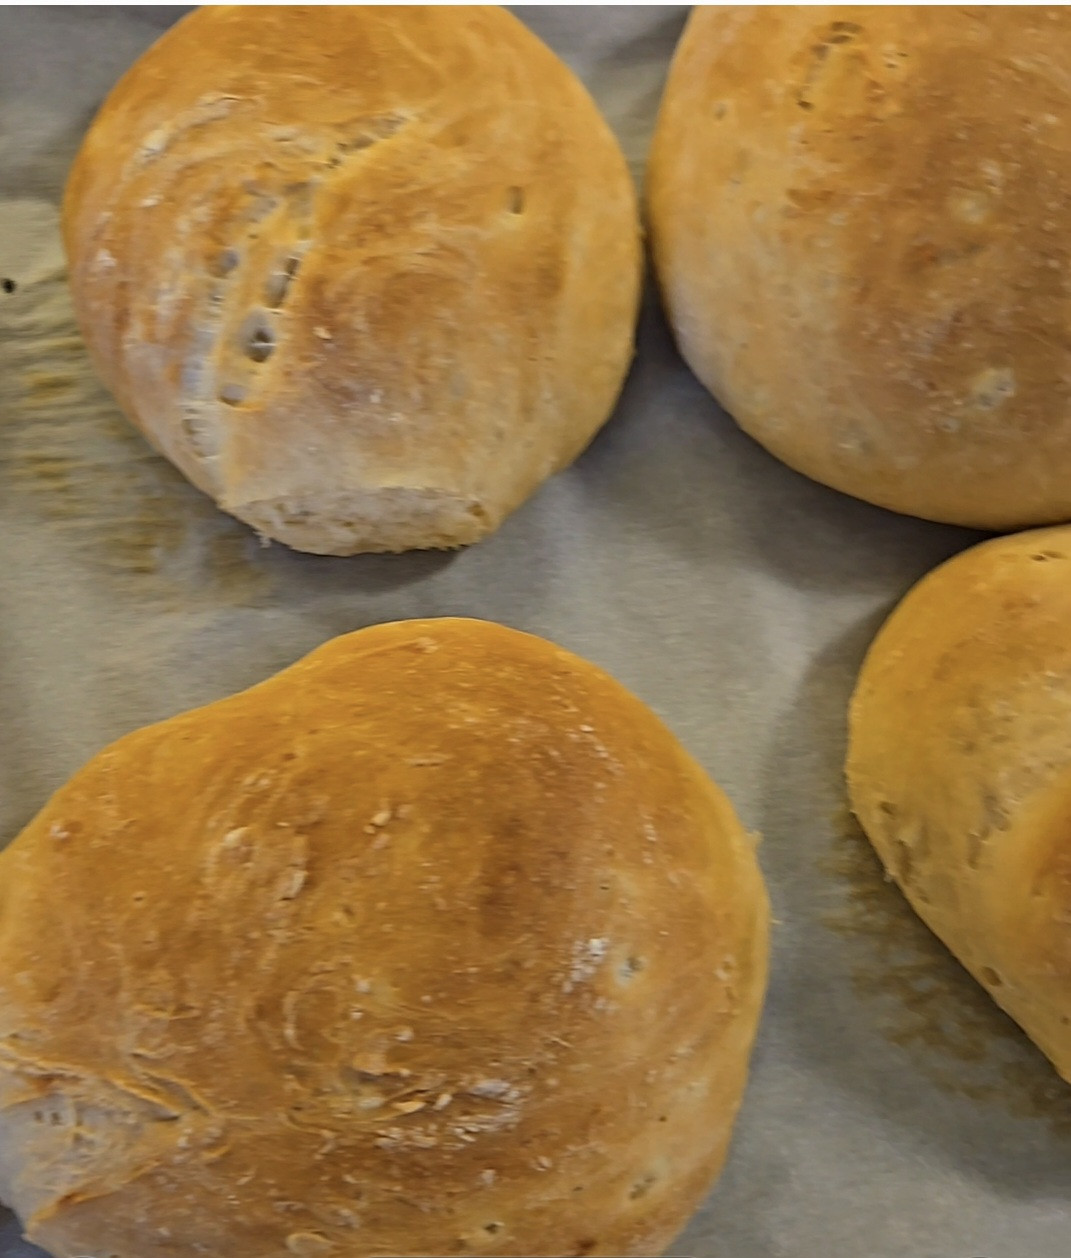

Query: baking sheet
<box><xmin>1</xmin><ymin>6</ymin><xmax>1069</xmax><ymax>1256</ymax></box>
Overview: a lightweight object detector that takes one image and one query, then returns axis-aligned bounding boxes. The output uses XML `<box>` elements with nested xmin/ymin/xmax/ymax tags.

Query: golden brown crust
<box><xmin>0</xmin><ymin>618</ymin><xmax>768</xmax><ymax>1257</ymax></box>
<box><xmin>847</xmin><ymin>528</ymin><xmax>1071</xmax><ymax>1079</ymax></box>
<box><xmin>649</xmin><ymin>6</ymin><xmax>1071</xmax><ymax>529</ymax></box>
<box><xmin>62</xmin><ymin>6</ymin><xmax>642</xmax><ymax>554</ymax></box>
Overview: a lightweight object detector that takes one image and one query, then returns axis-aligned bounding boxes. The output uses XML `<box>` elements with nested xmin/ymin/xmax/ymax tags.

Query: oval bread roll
<box><xmin>0</xmin><ymin>618</ymin><xmax>769</xmax><ymax>1257</ymax></box>
<box><xmin>847</xmin><ymin>529</ymin><xmax>1071</xmax><ymax>1079</ymax></box>
<box><xmin>649</xmin><ymin>6</ymin><xmax>1071</xmax><ymax>529</ymax></box>
<box><xmin>62</xmin><ymin>6</ymin><xmax>642</xmax><ymax>555</ymax></box>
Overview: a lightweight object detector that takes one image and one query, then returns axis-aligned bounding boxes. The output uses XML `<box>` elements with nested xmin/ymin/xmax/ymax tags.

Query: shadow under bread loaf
<box><xmin>847</xmin><ymin>527</ymin><xmax>1071</xmax><ymax>1082</ymax></box>
<box><xmin>648</xmin><ymin>6</ymin><xmax>1071</xmax><ymax>529</ymax></box>
<box><xmin>62</xmin><ymin>6</ymin><xmax>642</xmax><ymax>556</ymax></box>
<box><xmin>0</xmin><ymin>617</ymin><xmax>769</xmax><ymax>1258</ymax></box>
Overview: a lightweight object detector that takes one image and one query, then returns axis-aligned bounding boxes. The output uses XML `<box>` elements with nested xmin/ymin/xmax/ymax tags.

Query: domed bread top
<box><xmin>649</xmin><ymin>6</ymin><xmax>1071</xmax><ymax>528</ymax></box>
<box><xmin>63</xmin><ymin>6</ymin><xmax>642</xmax><ymax>554</ymax></box>
<box><xmin>848</xmin><ymin>529</ymin><xmax>1071</xmax><ymax>1079</ymax></box>
<box><xmin>0</xmin><ymin>617</ymin><xmax>769</xmax><ymax>1257</ymax></box>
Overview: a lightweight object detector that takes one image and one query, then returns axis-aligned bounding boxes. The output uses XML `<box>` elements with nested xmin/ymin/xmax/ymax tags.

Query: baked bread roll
<box><xmin>0</xmin><ymin>618</ymin><xmax>769</xmax><ymax>1257</ymax></box>
<box><xmin>62</xmin><ymin>6</ymin><xmax>641</xmax><ymax>555</ymax></box>
<box><xmin>649</xmin><ymin>6</ymin><xmax>1071</xmax><ymax>529</ymax></box>
<box><xmin>847</xmin><ymin>528</ymin><xmax>1071</xmax><ymax>1079</ymax></box>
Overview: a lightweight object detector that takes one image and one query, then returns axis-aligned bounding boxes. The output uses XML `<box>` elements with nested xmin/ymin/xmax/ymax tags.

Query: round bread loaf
<box><xmin>648</xmin><ymin>6</ymin><xmax>1071</xmax><ymax>529</ymax></box>
<box><xmin>0</xmin><ymin>618</ymin><xmax>769</xmax><ymax>1257</ymax></box>
<box><xmin>848</xmin><ymin>528</ymin><xmax>1071</xmax><ymax>1080</ymax></box>
<box><xmin>62</xmin><ymin>6</ymin><xmax>642</xmax><ymax>555</ymax></box>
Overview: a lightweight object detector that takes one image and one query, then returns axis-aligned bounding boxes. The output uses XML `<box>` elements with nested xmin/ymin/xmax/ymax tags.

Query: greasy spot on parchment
<box><xmin>0</xmin><ymin>263</ymin><xmax>270</xmax><ymax>609</ymax></box>
<box><xmin>825</xmin><ymin>806</ymin><xmax>1071</xmax><ymax>1137</ymax></box>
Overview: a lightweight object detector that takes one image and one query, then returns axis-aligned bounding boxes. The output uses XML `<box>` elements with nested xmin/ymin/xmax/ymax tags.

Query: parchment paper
<box><xmin>1</xmin><ymin>7</ymin><xmax>1068</xmax><ymax>1257</ymax></box>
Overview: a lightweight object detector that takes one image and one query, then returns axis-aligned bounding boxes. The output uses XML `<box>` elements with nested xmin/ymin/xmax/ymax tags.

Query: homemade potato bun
<box><xmin>649</xmin><ymin>6</ymin><xmax>1071</xmax><ymax>529</ymax></box>
<box><xmin>62</xmin><ymin>6</ymin><xmax>642</xmax><ymax>555</ymax></box>
<box><xmin>0</xmin><ymin>617</ymin><xmax>769</xmax><ymax>1258</ymax></box>
<box><xmin>848</xmin><ymin>528</ymin><xmax>1071</xmax><ymax>1080</ymax></box>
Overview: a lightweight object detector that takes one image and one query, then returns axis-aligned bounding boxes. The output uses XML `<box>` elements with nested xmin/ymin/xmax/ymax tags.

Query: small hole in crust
<box><xmin>2</xmin><ymin>277</ymin><xmax>16</xmax><ymax>293</ymax></box>
<box><xmin>265</xmin><ymin>255</ymin><xmax>302</xmax><ymax>307</ymax></box>
<box><xmin>1031</xmin><ymin>550</ymin><xmax>1065</xmax><ymax>561</ymax></box>
<box><xmin>714</xmin><ymin>101</ymin><xmax>728</xmax><ymax>120</ymax></box>
<box><xmin>219</xmin><ymin>383</ymin><xmax>247</xmax><ymax>406</ymax></box>
<box><xmin>240</xmin><ymin>310</ymin><xmax>277</xmax><ymax>363</ymax></box>
<box><xmin>244</xmin><ymin>187</ymin><xmax>279</xmax><ymax>224</ymax></box>
<box><xmin>281</xmin><ymin>508</ymin><xmax>314</xmax><ymax>525</ymax></box>
<box><xmin>483</xmin><ymin>1222</ymin><xmax>504</xmax><ymax>1236</ymax></box>
<box><xmin>338</xmin><ymin>135</ymin><xmax>376</xmax><ymax>154</ymax></box>
<box><xmin>506</xmin><ymin>186</ymin><xmax>526</xmax><ymax>214</ymax></box>
<box><xmin>210</xmin><ymin>248</ymin><xmax>239</xmax><ymax>278</ymax></box>
<box><xmin>246</xmin><ymin>326</ymin><xmax>275</xmax><ymax>363</ymax></box>
<box><xmin>264</xmin><ymin>273</ymin><xmax>290</xmax><ymax>308</ymax></box>
<box><xmin>618</xmin><ymin>955</ymin><xmax>644</xmax><ymax>981</ymax></box>
<box><xmin>980</xmin><ymin>966</ymin><xmax>1003</xmax><ymax>987</ymax></box>
<box><xmin>628</xmin><ymin>1173</ymin><xmax>657</xmax><ymax>1200</ymax></box>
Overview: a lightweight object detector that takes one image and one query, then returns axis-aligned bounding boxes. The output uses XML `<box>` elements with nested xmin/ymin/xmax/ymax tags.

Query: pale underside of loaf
<box><xmin>235</xmin><ymin>488</ymin><xmax>493</xmax><ymax>555</ymax></box>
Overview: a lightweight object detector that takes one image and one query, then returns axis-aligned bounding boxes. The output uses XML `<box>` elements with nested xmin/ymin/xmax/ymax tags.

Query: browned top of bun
<box><xmin>63</xmin><ymin>6</ymin><xmax>641</xmax><ymax>554</ymax></box>
<box><xmin>0</xmin><ymin>618</ymin><xmax>768</xmax><ymax>1257</ymax></box>
<box><xmin>650</xmin><ymin>5</ymin><xmax>1071</xmax><ymax>528</ymax></box>
<box><xmin>848</xmin><ymin>529</ymin><xmax>1071</xmax><ymax>1077</ymax></box>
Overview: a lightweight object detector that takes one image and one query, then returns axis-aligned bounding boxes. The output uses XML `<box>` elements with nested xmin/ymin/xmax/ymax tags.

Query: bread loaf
<box><xmin>847</xmin><ymin>529</ymin><xmax>1071</xmax><ymax>1079</ymax></box>
<box><xmin>649</xmin><ymin>6</ymin><xmax>1071</xmax><ymax>529</ymax></box>
<box><xmin>62</xmin><ymin>6</ymin><xmax>642</xmax><ymax>554</ymax></box>
<box><xmin>0</xmin><ymin>617</ymin><xmax>769</xmax><ymax>1257</ymax></box>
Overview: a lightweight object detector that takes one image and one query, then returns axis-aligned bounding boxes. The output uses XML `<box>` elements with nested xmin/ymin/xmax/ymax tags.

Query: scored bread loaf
<box><xmin>848</xmin><ymin>529</ymin><xmax>1071</xmax><ymax>1079</ymax></box>
<box><xmin>0</xmin><ymin>617</ymin><xmax>769</xmax><ymax>1257</ymax></box>
<box><xmin>649</xmin><ymin>6</ymin><xmax>1071</xmax><ymax>529</ymax></box>
<box><xmin>62</xmin><ymin>6</ymin><xmax>642</xmax><ymax>554</ymax></box>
